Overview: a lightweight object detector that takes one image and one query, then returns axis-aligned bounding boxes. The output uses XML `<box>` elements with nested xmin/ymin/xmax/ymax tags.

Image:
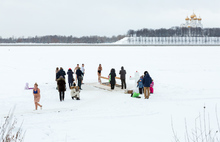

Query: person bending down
<box><xmin>131</xmin><ymin>92</ymin><xmax>141</xmax><ymax>98</ymax></box>
<box><xmin>70</xmin><ymin>86</ymin><xmax>80</xmax><ymax>100</ymax></box>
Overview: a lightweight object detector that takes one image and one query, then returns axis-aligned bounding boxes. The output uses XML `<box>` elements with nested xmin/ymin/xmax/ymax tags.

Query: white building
<box><xmin>181</xmin><ymin>13</ymin><xmax>203</xmax><ymax>28</ymax></box>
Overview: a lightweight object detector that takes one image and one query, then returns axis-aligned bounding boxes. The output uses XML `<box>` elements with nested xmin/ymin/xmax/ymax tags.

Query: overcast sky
<box><xmin>0</xmin><ymin>0</ymin><xmax>219</xmax><ymax>38</ymax></box>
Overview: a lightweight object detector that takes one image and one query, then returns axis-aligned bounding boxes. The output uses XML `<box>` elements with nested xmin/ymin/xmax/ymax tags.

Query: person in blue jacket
<box><xmin>137</xmin><ymin>75</ymin><xmax>144</xmax><ymax>94</ymax></box>
<box><xmin>142</xmin><ymin>71</ymin><xmax>152</xmax><ymax>99</ymax></box>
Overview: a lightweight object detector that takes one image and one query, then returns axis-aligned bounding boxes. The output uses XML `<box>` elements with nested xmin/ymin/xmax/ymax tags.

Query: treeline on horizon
<box><xmin>1</xmin><ymin>27</ymin><xmax>220</xmax><ymax>43</ymax></box>
<box><xmin>127</xmin><ymin>27</ymin><xmax>220</xmax><ymax>37</ymax></box>
<box><xmin>0</xmin><ymin>35</ymin><xmax>125</xmax><ymax>43</ymax></box>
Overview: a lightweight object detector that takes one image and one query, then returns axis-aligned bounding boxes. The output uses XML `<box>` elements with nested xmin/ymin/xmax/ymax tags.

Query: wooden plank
<box><xmin>100</xmin><ymin>76</ymin><xmax>109</xmax><ymax>80</ymax></box>
<box><xmin>100</xmin><ymin>76</ymin><xmax>120</xmax><ymax>80</ymax></box>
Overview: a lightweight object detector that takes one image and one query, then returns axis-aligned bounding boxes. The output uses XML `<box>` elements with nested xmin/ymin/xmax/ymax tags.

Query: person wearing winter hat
<box><xmin>67</xmin><ymin>68</ymin><xmax>74</xmax><ymax>88</ymax></box>
<box><xmin>142</xmin><ymin>71</ymin><xmax>152</xmax><ymax>99</ymax></box>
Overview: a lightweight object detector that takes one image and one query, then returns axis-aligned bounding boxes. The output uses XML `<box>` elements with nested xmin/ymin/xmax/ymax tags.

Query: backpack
<box><xmin>109</xmin><ymin>75</ymin><xmax>111</xmax><ymax>82</ymax></box>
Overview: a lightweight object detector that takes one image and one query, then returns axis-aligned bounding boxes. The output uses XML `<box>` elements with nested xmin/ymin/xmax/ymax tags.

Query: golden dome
<box><xmin>188</xmin><ymin>26</ymin><xmax>191</xmax><ymax>28</ymax></box>
<box><xmin>194</xmin><ymin>17</ymin><xmax>197</xmax><ymax>20</ymax></box>
<box><xmin>185</xmin><ymin>16</ymin><xmax>190</xmax><ymax>20</ymax></box>
<box><xmin>190</xmin><ymin>15</ymin><xmax>194</xmax><ymax>18</ymax></box>
<box><xmin>190</xmin><ymin>13</ymin><xmax>196</xmax><ymax>18</ymax></box>
<box><xmin>198</xmin><ymin>17</ymin><xmax>202</xmax><ymax>21</ymax></box>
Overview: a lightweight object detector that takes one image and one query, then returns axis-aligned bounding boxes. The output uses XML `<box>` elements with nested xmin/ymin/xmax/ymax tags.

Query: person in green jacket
<box><xmin>131</xmin><ymin>92</ymin><xmax>141</xmax><ymax>98</ymax></box>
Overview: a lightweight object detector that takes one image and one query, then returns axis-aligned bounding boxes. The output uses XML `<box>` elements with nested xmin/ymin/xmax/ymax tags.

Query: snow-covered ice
<box><xmin>0</xmin><ymin>46</ymin><xmax>220</xmax><ymax>141</ymax></box>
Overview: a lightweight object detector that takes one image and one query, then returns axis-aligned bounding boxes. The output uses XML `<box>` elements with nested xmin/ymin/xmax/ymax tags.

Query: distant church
<box><xmin>181</xmin><ymin>13</ymin><xmax>203</xmax><ymax>28</ymax></box>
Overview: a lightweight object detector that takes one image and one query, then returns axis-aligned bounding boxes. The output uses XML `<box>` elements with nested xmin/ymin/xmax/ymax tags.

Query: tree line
<box><xmin>127</xmin><ymin>27</ymin><xmax>220</xmax><ymax>37</ymax></box>
<box><xmin>0</xmin><ymin>35</ymin><xmax>125</xmax><ymax>43</ymax></box>
<box><xmin>1</xmin><ymin>27</ymin><xmax>220</xmax><ymax>43</ymax></box>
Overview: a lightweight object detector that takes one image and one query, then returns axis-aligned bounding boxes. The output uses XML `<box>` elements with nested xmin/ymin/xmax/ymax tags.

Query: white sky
<box><xmin>0</xmin><ymin>0</ymin><xmax>219</xmax><ymax>38</ymax></box>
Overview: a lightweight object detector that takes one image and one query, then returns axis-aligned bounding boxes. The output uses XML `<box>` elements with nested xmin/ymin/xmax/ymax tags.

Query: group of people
<box><xmin>107</xmin><ymin>66</ymin><xmax>154</xmax><ymax>99</ymax></box>
<box><xmin>31</xmin><ymin>64</ymin><xmax>154</xmax><ymax>110</ymax></box>
<box><xmin>136</xmin><ymin>71</ymin><xmax>154</xmax><ymax>99</ymax></box>
<box><xmin>97</xmin><ymin>64</ymin><xmax>127</xmax><ymax>90</ymax></box>
<box><xmin>107</xmin><ymin>66</ymin><xmax>127</xmax><ymax>90</ymax></box>
<box><xmin>55</xmin><ymin>64</ymin><xmax>85</xmax><ymax>102</ymax></box>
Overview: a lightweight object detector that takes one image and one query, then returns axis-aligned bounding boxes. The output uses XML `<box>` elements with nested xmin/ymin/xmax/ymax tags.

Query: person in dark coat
<box><xmin>76</xmin><ymin>67</ymin><xmax>83</xmax><ymax>90</ymax></box>
<box><xmin>119</xmin><ymin>66</ymin><xmax>126</xmax><ymax>89</ymax></box>
<box><xmin>58</xmin><ymin>67</ymin><xmax>66</xmax><ymax>79</ymax></box>
<box><xmin>109</xmin><ymin>68</ymin><xmax>116</xmax><ymax>90</ymax></box>
<box><xmin>67</xmin><ymin>68</ymin><xmax>74</xmax><ymax>88</ymax></box>
<box><xmin>57</xmin><ymin>76</ymin><xmax>66</xmax><ymax>101</ymax></box>
<box><xmin>55</xmin><ymin>67</ymin><xmax>60</xmax><ymax>90</ymax></box>
<box><xmin>55</xmin><ymin>67</ymin><xmax>60</xmax><ymax>81</ymax></box>
<box><xmin>142</xmin><ymin>71</ymin><xmax>152</xmax><ymax>99</ymax></box>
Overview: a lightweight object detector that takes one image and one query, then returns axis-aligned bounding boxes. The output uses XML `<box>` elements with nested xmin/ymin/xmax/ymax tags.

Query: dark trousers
<box><xmin>69</xmin><ymin>83</ymin><xmax>73</xmax><ymax>88</ymax></box>
<box><xmin>59</xmin><ymin>91</ymin><xmax>65</xmax><ymax>101</ymax></box>
<box><xmin>111</xmin><ymin>83</ymin><xmax>115</xmax><ymax>90</ymax></box>
<box><xmin>78</xmin><ymin>78</ymin><xmax>82</xmax><ymax>89</ymax></box>
<box><xmin>139</xmin><ymin>88</ymin><xmax>143</xmax><ymax>94</ymax></box>
<box><xmin>121</xmin><ymin>79</ymin><xmax>126</xmax><ymax>89</ymax></box>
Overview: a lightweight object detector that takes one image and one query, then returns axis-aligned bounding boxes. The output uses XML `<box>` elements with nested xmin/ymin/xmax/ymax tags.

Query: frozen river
<box><xmin>0</xmin><ymin>46</ymin><xmax>220</xmax><ymax>142</ymax></box>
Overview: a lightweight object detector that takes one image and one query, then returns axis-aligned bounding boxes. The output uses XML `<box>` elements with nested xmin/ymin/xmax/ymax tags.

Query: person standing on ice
<box><xmin>67</xmin><ymin>68</ymin><xmax>74</xmax><ymax>88</ymax></box>
<box><xmin>57</xmin><ymin>76</ymin><xmax>66</xmax><ymax>101</ymax></box>
<box><xmin>33</xmin><ymin>83</ymin><xmax>42</xmax><ymax>110</ymax></box>
<box><xmin>97</xmin><ymin>64</ymin><xmax>102</xmax><ymax>83</ymax></box>
<box><xmin>55</xmin><ymin>67</ymin><xmax>60</xmax><ymax>90</ymax></box>
<box><xmin>74</xmin><ymin>64</ymin><xmax>80</xmax><ymax>73</ymax></box>
<box><xmin>76</xmin><ymin>67</ymin><xmax>83</xmax><ymax>90</ymax></box>
<box><xmin>55</xmin><ymin>67</ymin><xmax>60</xmax><ymax>81</ymax></box>
<box><xmin>137</xmin><ymin>76</ymin><xmax>144</xmax><ymax>94</ymax></box>
<box><xmin>109</xmin><ymin>68</ymin><xmax>116</xmax><ymax>90</ymax></box>
<box><xmin>81</xmin><ymin>64</ymin><xmax>85</xmax><ymax>84</ymax></box>
<box><xmin>150</xmin><ymin>79</ymin><xmax>154</xmax><ymax>94</ymax></box>
<box><xmin>119</xmin><ymin>66</ymin><xmax>126</xmax><ymax>89</ymax></box>
<box><xmin>142</xmin><ymin>71</ymin><xmax>152</xmax><ymax>99</ymax></box>
<box><xmin>74</xmin><ymin>64</ymin><xmax>80</xmax><ymax>83</ymax></box>
<box><xmin>57</xmin><ymin>67</ymin><xmax>66</xmax><ymax>79</ymax></box>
